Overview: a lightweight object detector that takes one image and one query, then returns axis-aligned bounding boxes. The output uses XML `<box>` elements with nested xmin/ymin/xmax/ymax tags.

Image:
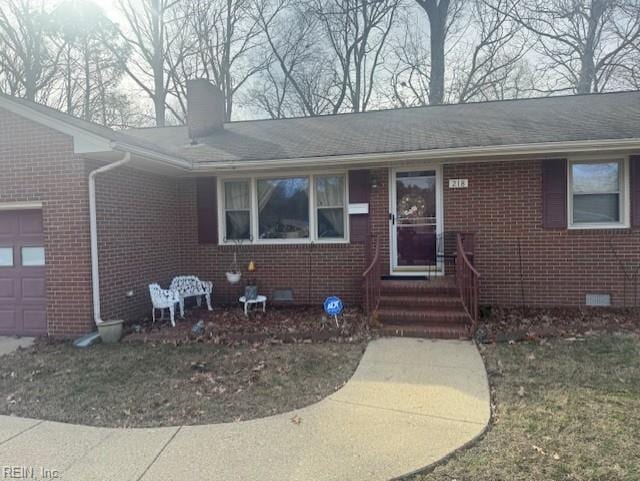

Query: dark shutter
<box><xmin>196</xmin><ymin>177</ymin><xmax>218</xmax><ymax>244</ymax></box>
<box><xmin>631</xmin><ymin>155</ymin><xmax>640</xmax><ymax>227</ymax></box>
<box><xmin>542</xmin><ymin>159</ymin><xmax>567</xmax><ymax>229</ymax></box>
<box><xmin>348</xmin><ymin>170</ymin><xmax>370</xmax><ymax>243</ymax></box>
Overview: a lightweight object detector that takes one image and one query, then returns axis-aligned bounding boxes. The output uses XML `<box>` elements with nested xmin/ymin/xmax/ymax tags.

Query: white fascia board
<box><xmin>191</xmin><ymin>138</ymin><xmax>640</xmax><ymax>173</ymax></box>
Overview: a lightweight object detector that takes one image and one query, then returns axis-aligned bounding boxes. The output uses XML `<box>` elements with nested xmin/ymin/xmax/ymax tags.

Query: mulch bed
<box><xmin>477</xmin><ymin>306</ymin><xmax>640</xmax><ymax>343</ymax></box>
<box><xmin>123</xmin><ymin>305</ymin><xmax>371</xmax><ymax>345</ymax></box>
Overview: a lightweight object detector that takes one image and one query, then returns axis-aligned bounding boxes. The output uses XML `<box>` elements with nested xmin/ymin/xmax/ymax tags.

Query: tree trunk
<box><xmin>417</xmin><ymin>0</ymin><xmax>450</xmax><ymax>105</ymax></box>
<box><xmin>429</xmin><ymin>16</ymin><xmax>446</xmax><ymax>104</ymax></box>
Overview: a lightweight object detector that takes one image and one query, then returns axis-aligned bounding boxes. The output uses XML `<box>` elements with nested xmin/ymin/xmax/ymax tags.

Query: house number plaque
<box><xmin>448</xmin><ymin>179</ymin><xmax>469</xmax><ymax>189</ymax></box>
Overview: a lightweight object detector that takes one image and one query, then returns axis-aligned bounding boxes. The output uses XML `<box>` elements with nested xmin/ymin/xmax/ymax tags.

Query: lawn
<box><xmin>411</xmin><ymin>333</ymin><xmax>640</xmax><ymax>481</ymax></box>
<box><xmin>0</xmin><ymin>340</ymin><xmax>364</xmax><ymax>428</ymax></box>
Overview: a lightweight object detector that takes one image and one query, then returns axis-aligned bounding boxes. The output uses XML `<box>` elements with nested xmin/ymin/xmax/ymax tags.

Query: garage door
<box><xmin>0</xmin><ymin>210</ymin><xmax>47</xmax><ymax>336</ymax></box>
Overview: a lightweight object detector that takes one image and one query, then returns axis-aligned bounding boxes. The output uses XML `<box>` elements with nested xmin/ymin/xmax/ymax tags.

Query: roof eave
<box><xmin>110</xmin><ymin>141</ymin><xmax>192</xmax><ymax>171</ymax></box>
<box><xmin>190</xmin><ymin>138</ymin><xmax>640</xmax><ymax>172</ymax></box>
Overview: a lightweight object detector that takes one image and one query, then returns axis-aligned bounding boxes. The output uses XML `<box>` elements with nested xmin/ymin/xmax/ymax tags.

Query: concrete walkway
<box><xmin>0</xmin><ymin>338</ymin><xmax>490</xmax><ymax>481</ymax></box>
<box><xmin>0</xmin><ymin>336</ymin><xmax>34</xmax><ymax>356</ymax></box>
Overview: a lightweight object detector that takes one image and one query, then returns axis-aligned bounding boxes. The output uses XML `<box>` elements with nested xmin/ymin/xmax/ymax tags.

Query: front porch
<box><xmin>363</xmin><ymin>231</ymin><xmax>479</xmax><ymax>339</ymax></box>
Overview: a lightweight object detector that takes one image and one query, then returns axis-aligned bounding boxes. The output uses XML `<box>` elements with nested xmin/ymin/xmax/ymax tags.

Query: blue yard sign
<box><xmin>324</xmin><ymin>296</ymin><xmax>343</xmax><ymax>327</ymax></box>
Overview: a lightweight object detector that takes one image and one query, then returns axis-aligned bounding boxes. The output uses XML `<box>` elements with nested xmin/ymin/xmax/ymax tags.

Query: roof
<box><xmin>2</xmin><ymin>90</ymin><xmax>640</xmax><ymax>170</ymax></box>
<box><xmin>124</xmin><ymin>91</ymin><xmax>640</xmax><ymax>166</ymax></box>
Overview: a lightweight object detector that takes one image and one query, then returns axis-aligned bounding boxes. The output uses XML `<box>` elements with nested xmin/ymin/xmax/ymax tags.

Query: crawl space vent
<box><xmin>272</xmin><ymin>289</ymin><xmax>294</xmax><ymax>302</ymax></box>
<box><xmin>585</xmin><ymin>293</ymin><xmax>611</xmax><ymax>307</ymax></box>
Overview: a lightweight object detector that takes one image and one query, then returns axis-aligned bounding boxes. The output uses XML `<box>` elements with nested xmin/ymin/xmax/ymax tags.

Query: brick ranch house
<box><xmin>1</xmin><ymin>80</ymin><xmax>640</xmax><ymax>338</ymax></box>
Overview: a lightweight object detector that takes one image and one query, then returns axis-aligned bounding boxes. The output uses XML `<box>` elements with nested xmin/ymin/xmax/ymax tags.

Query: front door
<box><xmin>390</xmin><ymin>169</ymin><xmax>441</xmax><ymax>275</ymax></box>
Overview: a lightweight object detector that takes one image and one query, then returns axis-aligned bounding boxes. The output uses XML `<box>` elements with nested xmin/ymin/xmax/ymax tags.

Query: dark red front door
<box><xmin>0</xmin><ymin>210</ymin><xmax>47</xmax><ymax>336</ymax></box>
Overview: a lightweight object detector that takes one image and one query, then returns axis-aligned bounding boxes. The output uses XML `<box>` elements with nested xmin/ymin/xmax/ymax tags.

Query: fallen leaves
<box><xmin>479</xmin><ymin>306</ymin><xmax>640</xmax><ymax>344</ymax></box>
<box><xmin>124</xmin><ymin>306</ymin><xmax>370</xmax><ymax>346</ymax></box>
<box><xmin>291</xmin><ymin>414</ymin><xmax>302</xmax><ymax>425</ymax></box>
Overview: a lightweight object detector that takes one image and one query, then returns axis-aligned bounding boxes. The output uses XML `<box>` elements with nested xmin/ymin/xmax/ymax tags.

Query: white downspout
<box><xmin>89</xmin><ymin>152</ymin><xmax>131</xmax><ymax>325</ymax></box>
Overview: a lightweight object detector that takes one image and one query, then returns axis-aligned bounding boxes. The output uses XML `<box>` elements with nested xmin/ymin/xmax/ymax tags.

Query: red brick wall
<box><xmin>177</xmin><ymin>179</ymin><xmax>367</xmax><ymax>307</ymax></box>
<box><xmin>369</xmin><ymin>168</ymin><xmax>391</xmax><ymax>275</ymax></box>
<box><xmin>444</xmin><ymin>159</ymin><xmax>640</xmax><ymax>307</ymax></box>
<box><xmin>93</xmin><ymin>165</ymin><xmax>182</xmax><ymax>321</ymax></box>
<box><xmin>0</xmin><ymin>107</ymin><xmax>93</xmax><ymax>336</ymax></box>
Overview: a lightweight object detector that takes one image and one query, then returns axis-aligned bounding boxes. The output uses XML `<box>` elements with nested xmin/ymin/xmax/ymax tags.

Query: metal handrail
<box><xmin>455</xmin><ymin>233</ymin><xmax>480</xmax><ymax>332</ymax></box>
<box><xmin>362</xmin><ymin>235</ymin><xmax>381</xmax><ymax>318</ymax></box>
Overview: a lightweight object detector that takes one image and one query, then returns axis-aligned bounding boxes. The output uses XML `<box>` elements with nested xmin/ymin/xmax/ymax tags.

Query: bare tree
<box><xmin>390</xmin><ymin>0</ymin><xmax>528</xmax><ymax>105</ymax></box>
<box><xmin>252</xmin><ymin>0</ymin><xmax>336</xmax><ymax>117</ymax></box>
<box><xmin>310</xmin><ymin>0</ymin><xmax>401</xmax><ymax>113</ymax></box>
<box><xmin>0</xmin><ymin>0</ymin><xmax>63</xmax><ymax>101</ymax></box>
<box><xmin>449</xmin><ymin>0</ymin><xmax>528</xmax><ymax>103</ymax></box>
<box><xmin>50</xmin><ymin>0</ymin><xmax>129</xmax><ymax>125</ymax></box>
<box><xmin>169</xmin><ymin>0</ymin><xmax>267</xmax><ymax>121</ymax></box>
<box><xmin>413</xmin><ymin>0</ymin><xmax>464</xmax><ymax>104</ymax></box>
<box><xmin>115</xmin><ymin>0</ymin><xmax>185</xmax><ymax>127</ymax></box>
<box><xmin>500</xmin><ymin>0</ymin><xmax>640</xmax><ymax>94</ymax></box>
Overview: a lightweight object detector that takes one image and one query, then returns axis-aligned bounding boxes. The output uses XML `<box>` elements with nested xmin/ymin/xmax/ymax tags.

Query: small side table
<box><xmin>239</xmin><ymin>295</ymin><xmax>267</xmax><ymax>316</ymax></box>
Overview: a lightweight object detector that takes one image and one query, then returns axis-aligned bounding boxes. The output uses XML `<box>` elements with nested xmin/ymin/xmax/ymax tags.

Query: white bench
<box><xmin>170</xmin><ymin>276</ymin><xmax>213</xmax><ymax>318</ymax></box>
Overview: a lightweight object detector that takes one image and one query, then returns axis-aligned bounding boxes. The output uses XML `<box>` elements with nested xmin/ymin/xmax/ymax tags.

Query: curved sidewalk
<box><xmin>0</xmin><ymin>338</ymin><xmax>490</xmax><ymax>481</ymax></box>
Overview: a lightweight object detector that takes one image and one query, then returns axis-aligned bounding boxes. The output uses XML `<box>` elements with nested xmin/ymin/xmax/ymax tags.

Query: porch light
<box><xmin>371</xmin><ymin>174</ymin><xmax>378</xmax><ymax>189</ymax></box>
<box><xmin>248</xmin><ymin>260</ymin><xmax>256</xmax><ymax>272</ymax></box>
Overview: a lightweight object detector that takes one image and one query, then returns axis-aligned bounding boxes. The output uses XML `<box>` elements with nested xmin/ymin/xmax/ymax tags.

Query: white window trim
<box><xmin>567</xmin><ymin>156</ymin><xmax>630</xmax><ymax>230</ymax></box>
<box><xmin>217</xmin><ymin>171</ymin><xmax>350</xmax><ymax>245</ymax></box>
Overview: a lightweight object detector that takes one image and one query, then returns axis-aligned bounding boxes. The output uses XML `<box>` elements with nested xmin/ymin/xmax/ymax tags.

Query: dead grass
<box><xmin>410</xmin><ymin>333</ymin><xmax>640</xmax><ymax>481</ymax></box>
<box><xmin>0</xmin><ymin>340</ymin><xmax>364</xmax><ymax>428</ymax></box>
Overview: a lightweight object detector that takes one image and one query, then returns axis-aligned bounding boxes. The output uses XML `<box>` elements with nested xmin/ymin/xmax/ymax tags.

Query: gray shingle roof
<box><xmin>125</xmin><ymin>91</ymin><xmax>640</xmax><ymax>165</ymax></box>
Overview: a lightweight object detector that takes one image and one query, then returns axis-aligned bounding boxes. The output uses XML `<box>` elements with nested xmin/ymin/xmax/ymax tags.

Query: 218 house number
<box><xmin>448</xmin><ymin>179</ymin><xmax>469</xmax><ymax>189</ymax></box>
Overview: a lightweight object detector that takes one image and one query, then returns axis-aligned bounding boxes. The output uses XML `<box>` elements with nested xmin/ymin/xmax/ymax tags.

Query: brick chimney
<box><xmin>187</xmin><ymin>79</ymin><xmax>225</xmax><ymax>138</ymax></box>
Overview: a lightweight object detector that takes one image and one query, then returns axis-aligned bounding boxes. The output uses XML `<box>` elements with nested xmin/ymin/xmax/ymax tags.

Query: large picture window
<box><xmin>219</xmin><ymin>173</ymin><xmax>348</xmax><ymax>243</ymax></box>
<box><xmin>569</xmin><ymin>159</ymin><xmax>626</xmax><ymax>227</ymax></box>
<box><xmin>223</xmin><ymin>180</ymin><xmax>251</xmax><ymax>240</ymax></box>
<box><xmin>258</xmin><ymin>177</ymin><xmax>310</xmax><ymax>239</ymax></box>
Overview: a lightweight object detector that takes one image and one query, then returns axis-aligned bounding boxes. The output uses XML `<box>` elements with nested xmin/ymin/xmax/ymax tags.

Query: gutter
<box><xmin>89</xmin><ymin>152</ymin><xmax>132</xmax><ymax>325</ymax></box>
<box><xmin>111</xmin><ymin>141</ymin><xmax>192</xmax><ymax>170</ymax></box>
<box><xmin>190</xmin><ymin>138</ymin><xmax>640</xmax><ymax>172</ymax></box>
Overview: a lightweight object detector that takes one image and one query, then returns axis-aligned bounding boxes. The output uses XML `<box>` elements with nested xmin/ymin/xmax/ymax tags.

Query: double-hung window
<box><xmin>569</xmin><ymin>159</ymin><xmax>627</xmax><ymax>228</ymax></box>
<box><xmin>315</xmin><ymin>175</ymin><xmax>346</xmax><ymax>239</ymax></box>
<box><xmin>223</xmin><ymin>180</ymin><xmax>251</xmax><ymax>240</ymax></box>
<box><xmin>220</xmin><ymin>173</ymin><xmax>347</xmax><ymax>243</ymax></box>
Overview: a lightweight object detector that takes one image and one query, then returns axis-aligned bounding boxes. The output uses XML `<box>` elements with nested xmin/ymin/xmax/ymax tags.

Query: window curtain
<box><xmin>316</xmin><ymin>176</ymin><xmax>344</xmax><ymax>237</ymax></box>
<box><xmin>225</xmin><ymin>182</ymin><xmax>249</xmax><ymax>209</ymax></box>
<box><xmin>225</xmin><ymin>182</ymin><xmax>250</xmax><ymax>238</ymax></box>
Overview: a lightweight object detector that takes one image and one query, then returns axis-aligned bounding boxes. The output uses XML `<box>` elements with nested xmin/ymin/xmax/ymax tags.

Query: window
<box><xmin>219</xmin><ymin>173</ymin><xmax>348</xmax><ymax>243</ymax></box>
<box><xmin>316</xmin><ymin>175</ymin><xmax>345</xmax><ymax>239</ymax></box>
<box><xmin>258</xmin><ymin>177</ymin><xmax>310</xmax><ymax>239</ymax></box>
<box><xmin>0</xmin><ymin>247</ymin><xmax>13</xmax><ymax>267</ymax></box>
<box><xmin>223</xmin><ymin>181</ymin><xmax>251</xmax><ymax>240</ymax></box>
<box><xmin>21</xmin><ymin>247</ymin><xmax>45</xmax><ymax>266</ymax></box>
<box><xmin>570</xmin><ymin>160</ymin><xmax>627</xmax><ymax>227</ymax></box>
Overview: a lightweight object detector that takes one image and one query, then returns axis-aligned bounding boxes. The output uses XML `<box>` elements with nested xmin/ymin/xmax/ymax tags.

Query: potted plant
<box><xmin>226</xmin><ymin>240</ymin><xmax>242</xmax><ymax>284</ymax></box>
<box><xmin>97</xmin><ymin>319</ymin><xmax>124</xmax><ymax>343</ymax></box>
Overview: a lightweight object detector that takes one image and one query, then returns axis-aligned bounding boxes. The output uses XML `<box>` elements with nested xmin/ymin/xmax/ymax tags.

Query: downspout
<box><xmin>89</xmin><ymin>152</ymin><xmax>131</xmax><ymax>325</ymax></box>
